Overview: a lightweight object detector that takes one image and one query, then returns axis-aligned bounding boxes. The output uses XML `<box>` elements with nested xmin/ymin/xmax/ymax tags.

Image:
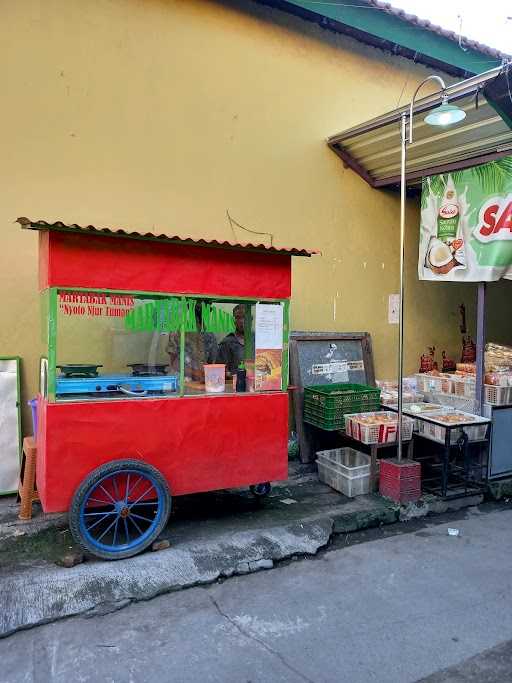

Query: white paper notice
<box><xmin>255</xmin><ymin>303</ymin><xmax>283</xmax><ymax>350</ymax></box>
<box><xmin>388</xmin><ymin>294</ymin><xmax>400</xmax><ymax>325</ymax></box>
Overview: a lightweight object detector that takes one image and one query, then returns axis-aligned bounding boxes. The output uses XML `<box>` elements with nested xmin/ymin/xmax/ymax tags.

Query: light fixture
<box><xmin>424</xmin><ymin>95</ymin><xmax>466</xmax><ymax>126</ymax></box>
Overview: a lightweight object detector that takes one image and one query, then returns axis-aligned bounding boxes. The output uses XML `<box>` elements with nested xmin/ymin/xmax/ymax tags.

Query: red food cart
<box><xmin>20</xmin><ymin>218</ymin><xmax>314</xmax><ymax>559</ymax></box>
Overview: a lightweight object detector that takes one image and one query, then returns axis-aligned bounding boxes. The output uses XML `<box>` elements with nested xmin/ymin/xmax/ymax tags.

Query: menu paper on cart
<box><xmin>419</xmin><ymin>157</ymin><xmax>512</xmax><ymax>282</ymax></box>
<box><xmin>255</xmin><ymin>303</ymin><xmax>283</xmax><ymax>390</ymax></box>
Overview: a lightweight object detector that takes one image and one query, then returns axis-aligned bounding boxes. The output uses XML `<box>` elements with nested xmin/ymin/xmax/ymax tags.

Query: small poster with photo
<box><xmin>255</xmin><ymin>304</ymin><xmax>283</xmax><ymax>391</ymax></box>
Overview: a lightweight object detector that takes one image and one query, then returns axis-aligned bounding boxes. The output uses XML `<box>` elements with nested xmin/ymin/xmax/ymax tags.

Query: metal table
<box><xmin>413</xmin><ymin>415</ymin><xmax>491</xmax><ymax>500</ymax></box>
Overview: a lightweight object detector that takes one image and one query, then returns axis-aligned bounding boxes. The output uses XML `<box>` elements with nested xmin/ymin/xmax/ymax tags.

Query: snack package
<box><xmin>485</xmin><ymin>343</ymin><xmax>512</xmax><ymax>372</ymax></box>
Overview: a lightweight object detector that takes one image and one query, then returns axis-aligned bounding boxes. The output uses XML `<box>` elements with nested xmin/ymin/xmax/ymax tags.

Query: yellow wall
<box><xmin>1</xmin><ymin>0</ymin><xmax>511</xmax><ymax>430</ymax></box>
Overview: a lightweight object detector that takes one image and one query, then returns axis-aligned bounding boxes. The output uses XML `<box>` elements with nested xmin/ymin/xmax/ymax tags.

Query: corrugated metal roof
<box><xmin>328</xmin><ymin>65</ymin><xmax>512</xmax><ymax>188</ymax></box>
<box><xmin>17</xmin><ymin>218</ymin><xmax>317</xmax><ymax>257</ymax></box>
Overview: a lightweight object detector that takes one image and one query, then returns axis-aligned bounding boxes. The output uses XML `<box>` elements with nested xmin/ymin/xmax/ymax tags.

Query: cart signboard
<box><xmin>419</xmin><ymin>156</ymin><xmax>512</xmax><ymax>282</ymax></box>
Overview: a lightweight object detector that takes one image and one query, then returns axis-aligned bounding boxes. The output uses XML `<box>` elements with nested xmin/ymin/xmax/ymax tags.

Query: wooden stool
<box><xmin>18</xmin><ymin>436</ymin><xmax>39</xmax><ymax>520</ymax></box>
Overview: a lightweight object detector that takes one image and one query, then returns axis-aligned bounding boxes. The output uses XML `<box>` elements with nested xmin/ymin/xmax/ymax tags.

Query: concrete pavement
<box><xmin>2</xmin><ymin>505</ymin><xmax>512</xmax><ymax>682</ymax></box>
<box><xmin>0</xmin><ymin>464</ymin><xmax>488</xmax><ymax>637</ymax></box>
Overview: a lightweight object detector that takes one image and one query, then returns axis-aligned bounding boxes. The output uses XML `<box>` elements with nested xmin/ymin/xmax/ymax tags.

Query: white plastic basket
<box><xmin>387</xmin><ymin>402</ymin><xmax>454</xmax><ymax>431</ymax></box>
<box><xmin>344</xmin><ymin>411</ymin><xmax>414</xmax><ymax>445</ymax></box>
<box><xmin>380</xmin><ymin>390</ymin><xmax>424</xmax><ymax>406</ymax></box>
<box><xmin>416</xmin><ymin>411</ymin><xmax>490</xmax><ymax>445</ymax></box>
<box><xmin>316</xmin><ymin>447</ymin><xmax>370</xmax><ymax>477</ymax></box>
<box><xmin>428</xmin><ymin>391</ymin><xmax>479</xmax><ymax>414</ymax></box>
<box><xmin>484</xmin><ymin>384</ymin><xmax>512</xmax><ymax>406</ymax></box>
<box><xmin>415</xmin><ymin>373</ymin><xmax>455</xmax><ymax>394</ymax></box>
<box><xmin>452</xmin><ymin>376</ymin><xmax>476</xmax><ymax>398</ymax></box>
<box><xmin>316</xmin><ymin>459</ymin><xmax>370</xmax><ymax>497</ymax></box>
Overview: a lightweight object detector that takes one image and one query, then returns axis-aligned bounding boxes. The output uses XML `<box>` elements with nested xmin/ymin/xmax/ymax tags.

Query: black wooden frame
<box><xmin>289</xmin><ymin>332</ymin><xmax>375</xmax><ymax>464</ymax></box>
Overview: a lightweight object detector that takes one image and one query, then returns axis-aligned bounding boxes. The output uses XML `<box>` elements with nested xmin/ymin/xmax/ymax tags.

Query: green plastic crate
<box><xmin>303</xmin><ymin>383</ymin><xmax>381</xmax><ymax>430</ymax></box>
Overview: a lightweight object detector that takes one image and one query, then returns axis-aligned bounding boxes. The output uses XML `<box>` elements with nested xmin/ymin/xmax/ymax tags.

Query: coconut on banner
<box><xmin>419</xmin><ymin>157</ymin><xmax>512</xmax><ymax>282</ymax></box>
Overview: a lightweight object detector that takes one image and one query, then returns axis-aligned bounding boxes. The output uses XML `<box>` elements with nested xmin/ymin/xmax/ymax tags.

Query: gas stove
<box><xmin>56</xmin><ymin>364</ymin><xmax>178</xmax><ymax>397</ymax></box>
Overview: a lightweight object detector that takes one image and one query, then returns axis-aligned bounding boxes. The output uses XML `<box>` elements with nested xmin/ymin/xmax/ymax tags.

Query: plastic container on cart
<box><xmin>344</xmin><ymin>411</ymin><xmax>414</xmax><ymax>445</ymax></box>
<box><xmin>316</xmin><ymin>448</ymin><xmax>371</xmax><ymax>497</ymax></box>
<box><xmin>303</xmin><ymin>383</ymin><xmax>381</xmax><ymax>431</ymax></box>
<box><xmin>484</xmin><ymin>384</ymin><xmax>512</xmax><ymax>406</ymax></box>
<box><xmin>27</xmin><ymin>398</ymin><xmax>38</xmax><ymax>436</ymax></box>
<box><xmin>416</xmin><ymin>411</ymin><xmax>490</xmax><ymax>445</ymax></box>
<box><xmin>204</xmin><ymin>364</ymin><xmax>226</xmax><ymax>393</ymax></box>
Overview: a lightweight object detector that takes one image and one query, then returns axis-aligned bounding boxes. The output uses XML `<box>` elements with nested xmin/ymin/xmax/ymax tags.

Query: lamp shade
<box><xmin>424</xmin><ymin>102</ymin><xmax>466</xmax><ymax>126</ymax></box>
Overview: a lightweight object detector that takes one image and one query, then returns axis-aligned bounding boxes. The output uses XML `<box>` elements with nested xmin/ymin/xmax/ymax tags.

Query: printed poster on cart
<box><xmin>419</xmin><ymin>156</ymin><xmax>512</xmax><ymax>282</ymax></box>
<box><xmin>255</xmin><ymin>303</ymin><xmax>283</xmax><ymax>391</ymax></box>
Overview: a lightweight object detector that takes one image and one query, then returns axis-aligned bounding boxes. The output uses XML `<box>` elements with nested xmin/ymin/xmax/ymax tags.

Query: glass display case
<box><xmin>44</xmin><ymin>288</ymin><xmax>289</xmax><ymax>402</ymax></box>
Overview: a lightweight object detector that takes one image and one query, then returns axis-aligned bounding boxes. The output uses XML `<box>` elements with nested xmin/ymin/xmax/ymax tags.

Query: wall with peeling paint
<box><xmin>1</xmin><ymin>0</ymin><xmax>511</xmax><ymax>429</ymax></box>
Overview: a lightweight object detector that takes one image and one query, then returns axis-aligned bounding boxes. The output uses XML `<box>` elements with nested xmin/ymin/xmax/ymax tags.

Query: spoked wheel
<box><xmin>69</xmin><ymin>460</ymin><xmax>171</xmax><ymax>560</ymax></box>
<box><xmin>250</xmin><ymin>482</ymin><xmax>271</xmax><ymax>498</ymax></box>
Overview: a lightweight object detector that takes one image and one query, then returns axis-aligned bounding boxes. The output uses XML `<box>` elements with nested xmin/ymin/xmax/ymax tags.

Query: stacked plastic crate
<box><xmin>379</xmin><ymin>459</ymin><xmax>421</xmax><ymax>503</ymax></box>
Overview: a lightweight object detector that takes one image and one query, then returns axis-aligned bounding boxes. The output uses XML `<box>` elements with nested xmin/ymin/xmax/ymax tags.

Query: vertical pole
<box><xmin>475</xmin><ymin>282</ymin><xmax>486</xmax><ymax>415</ymax></box>
<box><xmin>179</xmin><ymin>296</ymin><xmax>186</xmax><ymax>396</ymax></box>
<box><xmin>47</xmin><ymin>288</ymin><xmax>58</xmax><ymax>402</ymax></box>
<box><xmin>397</xmin><ymin>112</ymin><xmax>408</xmax><ymax>462</ymax></box>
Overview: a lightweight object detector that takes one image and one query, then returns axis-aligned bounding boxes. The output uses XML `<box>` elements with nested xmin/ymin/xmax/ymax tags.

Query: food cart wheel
<box><xmin>69</xmin><ymin>460</ymin><xmax>171</xmax><ymax>561</ymax></box>
<box><xmin>250</xmin><ymin>482</ymin><xmax>271</xmax><ymax>498</ymax></box>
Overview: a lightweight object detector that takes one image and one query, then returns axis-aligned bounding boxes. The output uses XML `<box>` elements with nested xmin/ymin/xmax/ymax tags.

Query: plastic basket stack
<box><xmin>379</xmin><ymin>459</ymin><xmax>421</xmax><ymax>503</ymax></box>
<box><xmin>303</xmin><ymin>383</ymin><xmax>381</xmax><ymax>431</ymax></box>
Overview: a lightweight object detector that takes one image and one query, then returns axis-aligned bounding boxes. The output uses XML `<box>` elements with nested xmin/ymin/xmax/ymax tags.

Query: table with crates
<box><xmin>384</xmin><ymin>372</ymin><xmax>493</xmax><ymax>500</ymax></box>
<box><xmin>303</xmin><ymin>377</ymin><xmax>493</xmax><ymax>502</ymax></box>
<box><xmin>303</xmin><ymin>383</ymin><xmax>416</xmax><ymax>499</ymax></box>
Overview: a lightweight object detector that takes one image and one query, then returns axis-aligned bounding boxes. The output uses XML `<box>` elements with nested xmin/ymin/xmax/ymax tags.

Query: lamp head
<box><xmin>424</xmin><ymin>95</ymin><xmax>466</xmax><ymax>126</ymax></box>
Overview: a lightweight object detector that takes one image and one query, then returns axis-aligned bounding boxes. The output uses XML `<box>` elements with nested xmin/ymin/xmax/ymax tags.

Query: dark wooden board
<box><xmin>289</xmin><ymin>332</ymin><xmax>375</xmax><ymax>463</ymax></box>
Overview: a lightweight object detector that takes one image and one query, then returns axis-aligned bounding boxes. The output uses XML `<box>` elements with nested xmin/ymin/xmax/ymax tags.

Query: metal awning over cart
<box><xmin>328</xmin><ymin>64</ymin><xmax>512</xmax><ymax>189</ymax></box>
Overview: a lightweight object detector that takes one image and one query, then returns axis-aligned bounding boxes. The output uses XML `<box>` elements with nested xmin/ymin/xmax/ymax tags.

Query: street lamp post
<box><xmin>397</xmin><ymin>76</ymin><xmax>466</xmax><ymax>462</ymax></box>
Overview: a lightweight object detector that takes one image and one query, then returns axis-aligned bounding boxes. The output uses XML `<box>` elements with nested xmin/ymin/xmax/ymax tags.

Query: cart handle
<box><xmin>118</xmin><ymin>386</ymin><xmax>148</xmax><ymax>397</ymax></box>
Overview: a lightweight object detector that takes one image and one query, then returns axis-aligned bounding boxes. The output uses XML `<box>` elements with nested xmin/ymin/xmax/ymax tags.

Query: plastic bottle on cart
<box><xmin>236</xmin><ymin>362</ymin><xmax>247</xmax><ymax>392</ymax></box>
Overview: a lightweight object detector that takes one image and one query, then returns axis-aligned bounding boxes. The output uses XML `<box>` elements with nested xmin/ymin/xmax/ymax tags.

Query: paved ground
<box><xmin>2</xmin><ymin>505</ymin><xmax>512</xmax><ymax>682</ymax></box>
<box><xmin>0</xmin><ymin>462</ymin><xmax>490</xmax><ymax>637</ymax></box>
<box><xmin>418</xmin><ymin>640</ymin><xmax>512</xmax><ymax>682</ymax></box>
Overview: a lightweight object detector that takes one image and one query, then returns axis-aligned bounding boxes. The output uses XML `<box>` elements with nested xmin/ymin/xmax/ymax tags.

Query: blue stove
<box><xmin>56</xmin><ymin>369</ymin><xmax>179</xmax><ymax>396</ymax></box>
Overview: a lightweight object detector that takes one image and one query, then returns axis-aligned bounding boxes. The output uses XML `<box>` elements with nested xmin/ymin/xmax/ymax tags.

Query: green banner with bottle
<box><xmin>419</xmin><ymin>156</ymin><xmax>512</xmax><ymax>281</ymax></box>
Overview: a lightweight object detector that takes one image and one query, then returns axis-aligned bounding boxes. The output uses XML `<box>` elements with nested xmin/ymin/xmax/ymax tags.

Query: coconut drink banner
<box><xmin>419</xmin><ymin>156</ymin><xmax>512</xmax><ymax>282</ymax></box>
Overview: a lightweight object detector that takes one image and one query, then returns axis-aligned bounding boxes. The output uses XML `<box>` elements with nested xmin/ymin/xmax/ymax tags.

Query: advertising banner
<box><xmin>419</xmin><ymin>157</ymin><xmax>512</xmax><ymax>281</ymax></box>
